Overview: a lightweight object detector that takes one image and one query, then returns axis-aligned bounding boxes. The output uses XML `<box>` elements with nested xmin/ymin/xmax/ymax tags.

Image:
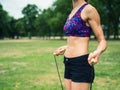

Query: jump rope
<box><xmin>54</xmin><ymin>55</ymin><xmax>94</xmax><ymax>90</ymax></box>
<box><xmin>54</xmin><ymin>55</ymin><xmax>64</xmax><ymax>90</ymax></box>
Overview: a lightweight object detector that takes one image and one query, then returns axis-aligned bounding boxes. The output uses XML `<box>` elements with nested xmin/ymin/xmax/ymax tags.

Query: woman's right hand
<box><xmin>53</xmin><ymin>46</ymin><xmax>67</xmax><ymax>56</ymax></box>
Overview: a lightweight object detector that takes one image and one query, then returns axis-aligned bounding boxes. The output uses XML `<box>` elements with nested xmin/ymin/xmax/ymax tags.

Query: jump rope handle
<box><xmin>91</xmin><ymin>58</ymin><xmax>95</xmax><ymax>66</ymax></box>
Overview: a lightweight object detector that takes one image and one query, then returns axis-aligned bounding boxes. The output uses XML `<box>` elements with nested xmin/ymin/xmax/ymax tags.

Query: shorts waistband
<box><xmin>64</xmin><ymin>54</ymin><xmax>89</xmax><ymax>61</ymax></box>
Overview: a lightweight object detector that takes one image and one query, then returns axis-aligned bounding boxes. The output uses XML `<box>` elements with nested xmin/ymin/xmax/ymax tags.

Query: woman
<box><xmin>54</xmin><ymin>0</ymin><xmax>107</xmax><ymax>90</ymax></box>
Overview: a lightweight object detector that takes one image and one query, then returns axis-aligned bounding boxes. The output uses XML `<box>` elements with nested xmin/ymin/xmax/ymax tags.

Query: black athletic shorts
<box><xmin>63</xmin><ymin>54</ymin><xmax>95</xmax><ymax>83</ymax></box>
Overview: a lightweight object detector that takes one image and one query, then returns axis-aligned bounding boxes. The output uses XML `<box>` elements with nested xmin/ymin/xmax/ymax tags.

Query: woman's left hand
<box><xmin>88</xmin><ymin>50</ymin><xmax>101</xmax><ymax>66</ymax></box>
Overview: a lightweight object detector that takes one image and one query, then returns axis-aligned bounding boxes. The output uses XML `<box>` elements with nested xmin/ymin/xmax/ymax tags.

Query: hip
<box><xmin>64</xmin><ymin>54</ymin><xmax>91</xmax><ymax>67</ymax></box>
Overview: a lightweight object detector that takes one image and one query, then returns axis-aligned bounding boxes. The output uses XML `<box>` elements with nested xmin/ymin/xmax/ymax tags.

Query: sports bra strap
<box><xmin>77</xmin><ymin>3</ymin><xmax>88</xmax><ymax>13</ymax></box>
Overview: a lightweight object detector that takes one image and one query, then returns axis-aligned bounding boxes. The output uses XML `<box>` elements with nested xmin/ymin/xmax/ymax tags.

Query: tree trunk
<box><xmin>28</xmin><ymin>32</ymin><xmax>32</xmax><ymax>39</ymax></box>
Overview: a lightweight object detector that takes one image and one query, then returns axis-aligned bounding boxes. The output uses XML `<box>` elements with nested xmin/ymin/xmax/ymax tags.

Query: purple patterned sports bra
<box><xmin>63</xmin><ymin>3</ymin><xmax>92</xmax><ymax>37</ymax></box>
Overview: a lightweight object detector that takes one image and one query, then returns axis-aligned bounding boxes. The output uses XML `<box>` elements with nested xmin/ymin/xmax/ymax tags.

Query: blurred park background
<box><xmin>0</xmin><ymin>0</ymin><xmax>120</xmax><ymax>90</ymax></box>
<box><xmin>0</xmin><ymin>0</ymin><xmax>120</xmax><ymax>40</ymax></box>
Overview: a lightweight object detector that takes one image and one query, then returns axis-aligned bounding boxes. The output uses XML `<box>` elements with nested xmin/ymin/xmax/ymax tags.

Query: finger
<box><xmin>60</xmin><ymin>48</ymin><xmax>65</xmax><ymax>52</ymax></box>
<box><xmin>53</xmin><ymin>52</ymin><xmax>57</xmax><ymax>56</ymax></box>
<box><xmin>88</xmin><ymin>53</ymin><xmax>93</xmax><ymax>61</ymax></box>
<box><xmin>53</xmin><ymin>51</ymin><xmax>59</xmax><ymax>56</ymax></box>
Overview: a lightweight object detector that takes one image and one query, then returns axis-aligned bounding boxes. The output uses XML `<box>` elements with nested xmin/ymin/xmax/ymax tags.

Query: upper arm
<box><xmin>86</xmin><ymin>6</ymin><xmax>105</xmax><ymax>42</ymax></box>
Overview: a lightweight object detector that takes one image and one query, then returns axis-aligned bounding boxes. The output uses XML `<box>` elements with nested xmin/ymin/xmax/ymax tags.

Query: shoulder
<box><xmin>84</xmin><ymin>4</ymin><xmax>100</xmax><ymax>19</ymax></box>
<box><xmin>85</xmin><ymin>4</ymin><xmax>98</xmax><ymax>14</ymax></box>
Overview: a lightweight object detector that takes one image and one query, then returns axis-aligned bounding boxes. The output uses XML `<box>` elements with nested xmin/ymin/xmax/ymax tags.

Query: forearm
<box><xmin>88</xmin><ymin>39</ymin><xmax>107</xmax><ymax>62</ymax></box>
<box><xmin>95</xmin><ymin>39</ymin><xmax>107</xmax><ymax>54</ymax></box>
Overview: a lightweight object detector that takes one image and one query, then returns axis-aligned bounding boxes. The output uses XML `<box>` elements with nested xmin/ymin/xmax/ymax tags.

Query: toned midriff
<box><xmin>64</xmin><ymin>36</ymin><xmax>89</xmax><ymax>58</ymax></box>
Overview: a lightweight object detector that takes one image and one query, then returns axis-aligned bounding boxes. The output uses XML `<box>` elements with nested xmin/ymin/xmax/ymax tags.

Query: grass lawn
<box><xmin>0</xmin><ymin>39</ymin><xmax>120</xmax><ymax>90</ymax></box>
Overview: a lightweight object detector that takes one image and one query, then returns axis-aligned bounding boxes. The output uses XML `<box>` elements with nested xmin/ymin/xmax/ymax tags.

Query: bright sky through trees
<box><xmin>0</xmin><ymin>0</ymin><xmax>55</xmax><ymax>19</ymax></box>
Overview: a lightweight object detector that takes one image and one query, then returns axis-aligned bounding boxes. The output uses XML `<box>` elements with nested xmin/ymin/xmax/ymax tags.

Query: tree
<box><xmin>34</xmin><ymin>8</ymin><xmax>53</xmax><ymax>39</ymax></box>
<box><xmin>8</xmin><ymin>17</ymin><xmax>17</xmax><ymax>39</ymax></box>
<box><xmin>48</xmin><ymin>12</ymin><xmax>66</xmax><ymax>39</ymax></box>
<box><xmin>14</xmin><ymin>18</ymin><xmax>26</xmax><ymax>38</ymax></box>
<box><xmin>22</xmin><ymin>4</ymin><xmax>39</xmax><ymax>39</ymax></box>
<box><xmin>90</xmin><ymin>0</ymin><xmax>120</xmax><ymax>39</ymax></box>
<box><xmin>48</xmin><ymin>0</ymin><xmax>72</xmax><ymax>39</ymax></box>
<box><xmin>0</xmin><ymin>4</ymin><xmax>11</xmax><ymax>39</ymax></box>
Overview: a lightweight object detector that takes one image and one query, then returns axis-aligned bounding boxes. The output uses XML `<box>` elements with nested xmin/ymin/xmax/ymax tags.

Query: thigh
<box><xmin>71</xmin><ymin>82</ymin><xmax>91</xmax><ymax>90</ymax></box>
<box><xmin>64</xmin><ymin>79</ymin><xmax>72</xmax><ymax>90</ymax></box>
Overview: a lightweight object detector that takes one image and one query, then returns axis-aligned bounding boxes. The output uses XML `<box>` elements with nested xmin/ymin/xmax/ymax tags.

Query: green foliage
<box><xmin>49</xmin><ymin>0</ymin><xmax>72</xmax><ymax>38</ymax></box>
<box><xmin>0</xmin><ymin>4</ymin><xmax>12</xmax><ymax>38</ymax></box>
<box><xmin>22</xmin><ymin>4</ymin><xmax>39</xmax><ymax>38</ymax></box>
<box><xmin>34</xmin><ymin>9</ymin><xmax>53</xmax><ymax>38</ymax></box>
<box><xmin>48</xmin><ymin>12</ymin><xmax>65</xmax><ymax>36</ymax></box>
<box><xmin>0</xmin><ymin>0</ymin><xmax>120</xmax><ymax>39</ymax></box>
<box><xmin>15</xmin><ymin>18</ymin><xmax>26</xmax><ymax>37</ymax></box>
<box><xmin>90</xmin><ymin>0</ymin><xmax>120</xmax><ymax>39</ymax></box>
<box><xmin>53</xmin><ymin>0</ymin><xmax>72</xmax><ymax>15</ymax></box>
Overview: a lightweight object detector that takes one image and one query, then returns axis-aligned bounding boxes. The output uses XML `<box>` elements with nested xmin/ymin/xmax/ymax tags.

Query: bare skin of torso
<box><xmin>64</xmin><ymin>37</ymin><xmax>89</xmax><ymax>58</ymax></box>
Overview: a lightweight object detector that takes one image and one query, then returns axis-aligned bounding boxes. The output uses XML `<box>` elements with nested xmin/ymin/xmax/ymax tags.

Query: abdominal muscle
<box><xmin>64</xmin><ymin>36</ymin><xmax>89</xmax><ymax>58</ymax></box>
